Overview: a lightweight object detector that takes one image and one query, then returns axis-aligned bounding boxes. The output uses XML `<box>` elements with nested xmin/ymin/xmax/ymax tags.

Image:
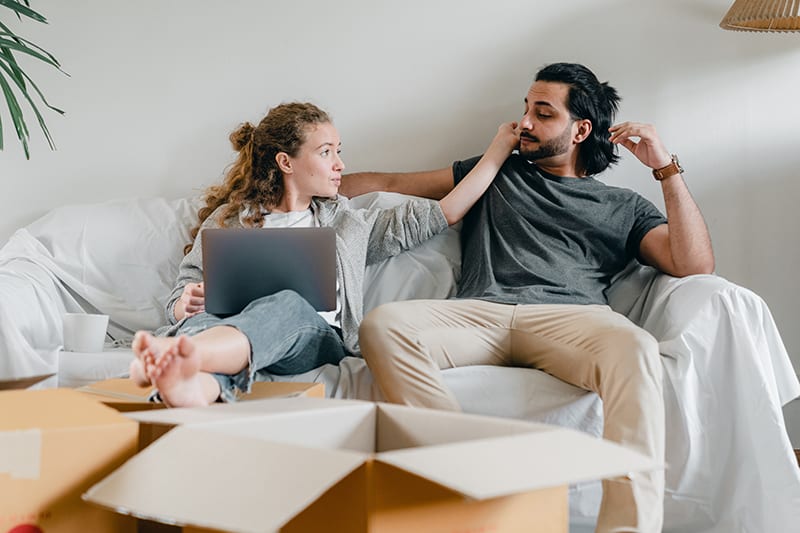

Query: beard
<box><xmin>518</xmin><ymin>122</ymin><xmax>573</xmax><ymax>161</ymax></box>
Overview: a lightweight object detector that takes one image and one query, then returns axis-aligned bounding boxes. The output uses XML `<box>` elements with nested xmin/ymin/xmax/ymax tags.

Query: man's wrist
<box><xmin>652</xmin><ymin>154</ymin><xmax>684</xmax><ymax>181</ymax></box>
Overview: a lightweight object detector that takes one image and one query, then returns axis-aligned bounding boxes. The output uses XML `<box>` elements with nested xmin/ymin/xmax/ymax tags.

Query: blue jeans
<box><xmin>174</xmin><ymin>289</ymin><xmax>347</xmax><ymax>402</ymax></box>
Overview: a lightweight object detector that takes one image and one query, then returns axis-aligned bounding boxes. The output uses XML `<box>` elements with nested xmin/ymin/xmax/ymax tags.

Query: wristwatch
<box><xmin>652</xmin><ymin>154</ymin><xmax>684</xmax><ymax>181</ymax></box>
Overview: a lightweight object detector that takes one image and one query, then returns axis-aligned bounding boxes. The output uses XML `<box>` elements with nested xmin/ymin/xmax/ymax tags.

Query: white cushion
<box><xmin>348</xmin><ymin>191</ymin><xmax>461</xmax><ymax>312</ymax></box>
<box><xmin>21</xmin><ymin>197</ymin><xmax>199</xmax><ymax>335</ymax></box>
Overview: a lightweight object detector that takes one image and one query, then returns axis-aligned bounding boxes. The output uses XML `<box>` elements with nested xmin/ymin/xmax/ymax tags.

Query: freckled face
<box><xmin>286</xmin><ymin>122</ymin><xmax>344</xmax><ymax>198</ymax></box>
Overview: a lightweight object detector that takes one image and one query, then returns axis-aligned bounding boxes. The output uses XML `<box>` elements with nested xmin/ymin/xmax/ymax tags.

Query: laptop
<box><xmin>202</xmin><ymin>227</ymin><xmax>337</xmax><ymax>316</ymax></box>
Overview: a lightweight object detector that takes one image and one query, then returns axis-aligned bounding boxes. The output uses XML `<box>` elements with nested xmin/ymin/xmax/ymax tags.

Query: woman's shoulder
<box><xmin>313</xmin><ymin>195</ymin><xmax>354</xmax><ymax>221</ymax></box>
<box><xmin>201</xmin><ymin>203</ymin><xmax>245</xmax><ymax>229</ymax></box>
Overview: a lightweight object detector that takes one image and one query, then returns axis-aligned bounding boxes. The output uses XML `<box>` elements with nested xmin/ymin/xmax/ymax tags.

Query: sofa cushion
<box><xmin>349</xmin><ymin>191</ymin><xmax>461</xmax><ymax>313</ymax></box>
<box><xmin>3</xmin><ymin>197</ymin><xmax>200</xmax><ymax>335</ymax></box>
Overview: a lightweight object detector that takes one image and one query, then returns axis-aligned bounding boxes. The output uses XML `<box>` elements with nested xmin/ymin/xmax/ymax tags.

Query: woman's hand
<box><xmin>486</xmin><ymin>121</ymin><xmax>520</xmax><ymax>160</ymax></box>
<box><xmin>174</xmin><ymin>282</ymin><xmax>205</xmax><ymax>320</ymax></box>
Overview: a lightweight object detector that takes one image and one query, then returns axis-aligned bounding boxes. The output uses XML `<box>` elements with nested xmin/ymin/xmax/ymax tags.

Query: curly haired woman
<box><xmin>129</xmin><ymin>102</ymin><xmax>517</xmax><ymax>407</ymax></box>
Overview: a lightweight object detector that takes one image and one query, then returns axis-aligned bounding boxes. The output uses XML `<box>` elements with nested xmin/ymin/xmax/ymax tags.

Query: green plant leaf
<box><xmin>0</xmin><ymin>0</ymin><xmax>47</xmax><ymax>24</ymax></box>
<box><xmin>0</xmin><ymin>71</ymin><xmax>30</xmax><ymax>158</ymax></box>
<box><xmin>0</xmin><ymin>29</ymin><xmax>62</xmax><ymax>66</ymax></box>
<box><xmin>0</xmin><ymin>1</ymin><xmax>62</xmax><ymax>158</ymax></box>
<box><xmin>0</xmin><ymin>59</ymin><xmax>57</xmax><ymax>151</ymax></box>
<box><xmin>0</xmin><ymin>36</ymin><xmax>61</xmax><ymax>69</ymax></box>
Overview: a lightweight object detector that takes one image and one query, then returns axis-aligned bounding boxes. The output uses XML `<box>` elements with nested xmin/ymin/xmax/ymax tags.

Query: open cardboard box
<box><xmin>85</xmin><ymin>397</ymin><xmax>661</xmax><ymax>533</ymax></box>
<box><xmin>77</xmin><ymin>378</ymin><xmax>324</xmax><ymax>412</ymax></box>
<box><xmin>0</xmin><ymin>389</ymin><xmax>138</xmax><ymax>532</ymax></box>
<box><xmin>0</xmin><ymin>373</ymin><xmax>56</xmax><ymax>390</ymax></box>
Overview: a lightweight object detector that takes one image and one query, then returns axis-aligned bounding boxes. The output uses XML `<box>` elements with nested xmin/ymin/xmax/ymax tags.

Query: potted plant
<box><xmin>0</xmin><ymin>0</ymin><xmax>64</xmax><ymax>159</ymax></box>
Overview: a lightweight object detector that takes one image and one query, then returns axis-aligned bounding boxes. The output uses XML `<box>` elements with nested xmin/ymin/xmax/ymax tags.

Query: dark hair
<box><xmin>185</xmin><ymin>102</ymin><xmax>331</xmax><ymax>254</ymax></box>
<box><xmin>535</xmin><ymin>63</ymin><xmax>620</xmax><ymax>176</ymax></box>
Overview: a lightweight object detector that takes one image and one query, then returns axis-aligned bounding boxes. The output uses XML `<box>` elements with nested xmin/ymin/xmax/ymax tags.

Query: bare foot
<box><xmin>130</xmin><ymin>331</ymin><xmax>155</xmax><ymax>386</ymax></box>
<box><xmin>146</xmin><ymin>335</ymin><xmax>216</xmax><ymax>407</ymax></box>
<box><xmin>128</xmin><ymin>358</ymin><xmax>150</xmax><ymax>387</ymax></box>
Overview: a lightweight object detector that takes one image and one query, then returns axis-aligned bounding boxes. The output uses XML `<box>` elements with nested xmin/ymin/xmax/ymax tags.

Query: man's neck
<box><xmin>528</xmin><ymin>153</ymin><xmax>584</xmax><ymax>178</ymax></box>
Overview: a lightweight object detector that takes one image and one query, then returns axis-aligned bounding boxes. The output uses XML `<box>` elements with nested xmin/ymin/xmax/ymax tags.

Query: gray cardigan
<box><xmin>162</xmin><ymin>195</ymin><xmax>449</xmax><ymax>353</ymax></box>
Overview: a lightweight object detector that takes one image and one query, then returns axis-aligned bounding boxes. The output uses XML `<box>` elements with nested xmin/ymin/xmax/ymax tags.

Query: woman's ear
<box><xmin>574</xmin><ymin>119</ymin><xmax>592</xmax><ymax>144</ymax></box>
<box><xmin>276</xmin><ymin>152</ymin><xmax>292</xmax><ymax>174</ymax></box>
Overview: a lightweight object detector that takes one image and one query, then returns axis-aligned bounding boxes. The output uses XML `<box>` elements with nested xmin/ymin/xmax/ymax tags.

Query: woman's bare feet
<box><xmin>132</xmin><ymin>332</ymin><xmax>218</xmax><ymax>407</ymax></box>
<box><xmin>130</xmin><ymin>331</ymin><xmax>155</xmax><ymax>386</ymax></box>
<box><xmin>128</xmin><ymin>358</ymin><xmax>150</xmax><ymax>387</ymax></box>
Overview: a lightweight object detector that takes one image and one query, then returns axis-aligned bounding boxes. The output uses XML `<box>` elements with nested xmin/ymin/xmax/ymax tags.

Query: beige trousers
<box><xmin>359</xmin><ymin>299</ymin><xmax>664</xmax><ymax>533</ymax></box>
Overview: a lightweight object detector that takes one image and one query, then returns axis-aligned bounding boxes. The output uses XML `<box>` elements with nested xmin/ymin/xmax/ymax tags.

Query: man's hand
<box><xmin>174</xmin><ymin>282</ymin><xmax>205</xmax><ymax>320</ymax></box>
<box><xmin>609</xmin><ymin>122</ymin><xmax>672</xmax><ymax>170</ymax></box>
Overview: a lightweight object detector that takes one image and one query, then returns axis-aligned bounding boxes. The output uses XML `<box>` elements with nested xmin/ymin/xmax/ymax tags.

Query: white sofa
<box><xmin>1</xmin><ymin>193</ymin><xmax>799</xmax><ymax>533</ymax></box>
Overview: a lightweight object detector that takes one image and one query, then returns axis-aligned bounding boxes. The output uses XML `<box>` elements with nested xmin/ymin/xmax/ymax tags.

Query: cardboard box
<box><xmin>0</xmin><ymin>373</ymin><xmax>56</xmax><ymax>390</ymax></box>
<box><xmin>0</xmin><ymin>389</ymin><xmax>139</xmax><ymax>532</ymax></box>
<box><xmin>77</xmin><ymin>378</ymin><xmax>325</xmax><ymax>412</ymax></box>
<box><xmin>85</xmin><ymin>398</ymin><xmax>660</xmax><ymax>533</ymax></box>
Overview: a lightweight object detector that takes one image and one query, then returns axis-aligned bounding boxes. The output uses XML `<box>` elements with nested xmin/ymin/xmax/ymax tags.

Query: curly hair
<box><xmin>535</xmin><ymin>63</ymin><xmax>621</xmax><ymax>176</ymax></box>
<box><xmin>184</xmin><ymin>102</ymin><xmax>331</xmax><ymax>254</ymax></box>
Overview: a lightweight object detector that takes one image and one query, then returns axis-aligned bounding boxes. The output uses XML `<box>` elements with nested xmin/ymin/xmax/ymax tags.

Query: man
<box><xmin>340</xmin><ymin>62</ymin><xmax>713</xmax><ymax>533</ymax></box>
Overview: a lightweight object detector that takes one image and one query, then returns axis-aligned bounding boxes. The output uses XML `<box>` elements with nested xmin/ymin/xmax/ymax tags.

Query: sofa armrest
<box><xmin>608</xmin><ymin>264</ymin><xmax>800</xmax><ymax>406</ymax></box>
<box><xmin>0</xmin><ymin>258</ymin><xmax>66</xmax><ymax>379</ymax></box>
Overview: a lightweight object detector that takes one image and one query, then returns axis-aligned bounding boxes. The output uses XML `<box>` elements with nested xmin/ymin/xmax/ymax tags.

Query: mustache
<box><xmin>520</xmin><ymin>132</ymin><xmax>539</xmax><ymax>142</ymax></box>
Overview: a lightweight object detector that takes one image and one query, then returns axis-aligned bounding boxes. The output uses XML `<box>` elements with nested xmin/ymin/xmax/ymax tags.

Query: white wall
<box><xmin>2</xmin><ymin>0</ymin><xmax>800</xmax><ymax>442</ymax></box>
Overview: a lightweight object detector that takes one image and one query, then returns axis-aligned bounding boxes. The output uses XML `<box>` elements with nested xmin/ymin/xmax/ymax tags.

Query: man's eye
<box><xmin>538</xmin><ymin>114</ymin><xmax>552</xmax><ymax>119</ymax></box>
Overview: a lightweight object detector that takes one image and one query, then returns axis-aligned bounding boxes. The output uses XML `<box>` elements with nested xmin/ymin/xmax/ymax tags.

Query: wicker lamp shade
<box><xmin>720</xmin><ymin>0</ymin><xmax>800</xmax><ymax>31</ymax></box>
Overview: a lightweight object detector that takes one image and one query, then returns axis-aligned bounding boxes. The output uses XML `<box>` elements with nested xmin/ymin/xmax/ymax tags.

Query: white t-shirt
<box><xmin>256</xmin><ymin>207</ymin><xmax>342</xmax><ymax>329</ymax></box>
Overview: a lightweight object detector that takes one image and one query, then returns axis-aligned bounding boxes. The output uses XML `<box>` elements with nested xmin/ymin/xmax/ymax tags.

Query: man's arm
<box><xmin>610</xmin><ymin>122</ymin><xmax>714</xmax><ymax>277</ymax></box>
<box><xmin>339</xmin><ymin>168</ymin><xmax>455</xmax><ymax>200</ymax></box>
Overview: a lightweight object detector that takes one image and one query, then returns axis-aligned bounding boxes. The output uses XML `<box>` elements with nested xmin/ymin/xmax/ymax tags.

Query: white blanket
<box><xmin>1</xmin><ymin>194</ymin><xmax>798</xmax><ymax>532</ymax></box>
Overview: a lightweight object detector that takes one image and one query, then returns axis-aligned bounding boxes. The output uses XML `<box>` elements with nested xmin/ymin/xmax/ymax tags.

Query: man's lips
<box><xmin>520</xmin><ymin>135</ymin><xmax>538</xmax><ymax>143</ymax></box>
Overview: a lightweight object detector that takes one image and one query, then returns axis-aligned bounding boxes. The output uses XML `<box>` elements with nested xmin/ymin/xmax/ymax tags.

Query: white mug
<box><xmin>62</xmin><ymin>313</ymin><xmax>109</xmax><ymax>353</ymax></box>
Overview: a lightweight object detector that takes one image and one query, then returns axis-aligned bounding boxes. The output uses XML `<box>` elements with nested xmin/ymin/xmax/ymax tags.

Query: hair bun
<box><xmin>230</xmin><ymin>122</ymin><xmax>255</xmax><ymax>151</ymax></box>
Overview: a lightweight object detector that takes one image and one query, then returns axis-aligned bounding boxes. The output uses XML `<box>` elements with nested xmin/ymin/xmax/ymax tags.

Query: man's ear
<box><xmin>573</xmin><ymin>119</ymin><xmax>592</xmax><ymax>144</ymax></box>
<box><xmin>276</xmin><ymin>152</ymin><xmax>292</xmax><ymax>174</ymax></box>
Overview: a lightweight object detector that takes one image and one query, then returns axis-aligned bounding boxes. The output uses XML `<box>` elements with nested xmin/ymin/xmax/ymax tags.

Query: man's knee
<box><xmin>603</xmin><ymin>328</ymin><xmax>662</xmax><ymax>385</ymax></box>
<box><xmin>359</xmin><ymin>302</ymin><xmax>405</xmax><ymax>348</ymax></box>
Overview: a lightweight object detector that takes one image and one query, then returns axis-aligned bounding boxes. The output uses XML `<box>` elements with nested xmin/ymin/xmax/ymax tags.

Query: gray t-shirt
<box><xmin>453</xmin><ymin>154</ymin><xmax>666</xmax><ymax>305</ymax></box>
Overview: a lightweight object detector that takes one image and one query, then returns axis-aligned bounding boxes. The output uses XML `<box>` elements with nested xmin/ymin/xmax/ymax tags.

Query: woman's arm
<box><xmin>437</xmin><ymin>122</ymin><xmax>518</xmax><ymax>225</ymax></box>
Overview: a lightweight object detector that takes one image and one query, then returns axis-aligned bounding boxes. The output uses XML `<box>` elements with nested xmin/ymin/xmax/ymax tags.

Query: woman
<box><xmin>131</xmin><ymin>102</ymin><xmax>517</xmax><ymax>407</ymax></box>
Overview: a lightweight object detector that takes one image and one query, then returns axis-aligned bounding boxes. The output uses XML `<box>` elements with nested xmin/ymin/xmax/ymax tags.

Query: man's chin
<box><xmin>519</xmin><ymin>149</ymin><xmax>544</xmax><ymax>161</ymax></box>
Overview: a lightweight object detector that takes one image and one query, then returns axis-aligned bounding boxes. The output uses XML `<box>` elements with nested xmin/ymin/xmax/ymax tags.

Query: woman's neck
<box><xmin>271</xmin><ymin>192</ymin><xmax>312</xmax><ymax>214</ymax></box>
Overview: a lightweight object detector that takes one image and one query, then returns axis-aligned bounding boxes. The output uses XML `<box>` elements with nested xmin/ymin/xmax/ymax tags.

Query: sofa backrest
<box><xmin>13</xmin><ymin>197</ymin><xmax>200</xmax><ymax>335</ymax></box>
<box><xmin>8</xmin><ymin>193</ymin><xmax>461</xmax><ymax>339</ymax></box>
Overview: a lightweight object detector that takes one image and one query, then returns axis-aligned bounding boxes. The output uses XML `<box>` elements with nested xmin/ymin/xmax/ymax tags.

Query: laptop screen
<box><xmin>201</xmin><ymin>227</ymin><xmax>337</xmax><ymax>316</ymax></box>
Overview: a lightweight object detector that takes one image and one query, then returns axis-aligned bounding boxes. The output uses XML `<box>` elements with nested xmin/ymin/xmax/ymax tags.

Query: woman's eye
<box><xmin>321</xmin><ymin>149</ymin><xmax>330</xmax><ymax>156</ymax></box>
<box><xmin>336</xmin><ymin>149</ymin><xmax>342</xmax><ymax>155</ymax></box>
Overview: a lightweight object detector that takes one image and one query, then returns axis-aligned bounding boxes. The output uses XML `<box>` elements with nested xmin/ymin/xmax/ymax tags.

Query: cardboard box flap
<box><xmin>377</xmin><ymin>429</ymin><xmax>661</xmax><ymax>500</ymax></box>
<box><xmin>0</xmin><ymin>373</ymin><xmax>55</xmax><ymax>390</ymax></box>
<box><xmin>375</xmin><ymin>403</ymin><xmax>553</xmax><ymax>451</ymax></box>
<box><xmin>194</xmin><ymin>402</ymin><xmax>376</xmax><ymax>453</ymax></box>
<box><xmin>0</xmin><ymin>389</ymin><xmax>132</xmax><ymax>431</ymax></box>
<box><xmin>84</xmin><ymin>425</ymin><xmax>368</xmax><ymax>532</ymax></box>
<box><xmin>126</xmin><ymin>396</ymin><xmax>363</xmax><ymax>426</ymax></box>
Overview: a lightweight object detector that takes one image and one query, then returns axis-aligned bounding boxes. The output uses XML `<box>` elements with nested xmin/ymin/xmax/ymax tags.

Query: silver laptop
<box><xmin>202</xmin><ymin>227</ymin><xmax>337</xmax><ymax>316</ymax></box>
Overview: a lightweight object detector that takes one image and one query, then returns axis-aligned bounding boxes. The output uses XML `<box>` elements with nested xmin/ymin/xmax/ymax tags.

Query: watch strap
<box><xmin>652</xmin><ymin>155</ymin><xmax>683</xmax><ymax>181</ymax></box>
